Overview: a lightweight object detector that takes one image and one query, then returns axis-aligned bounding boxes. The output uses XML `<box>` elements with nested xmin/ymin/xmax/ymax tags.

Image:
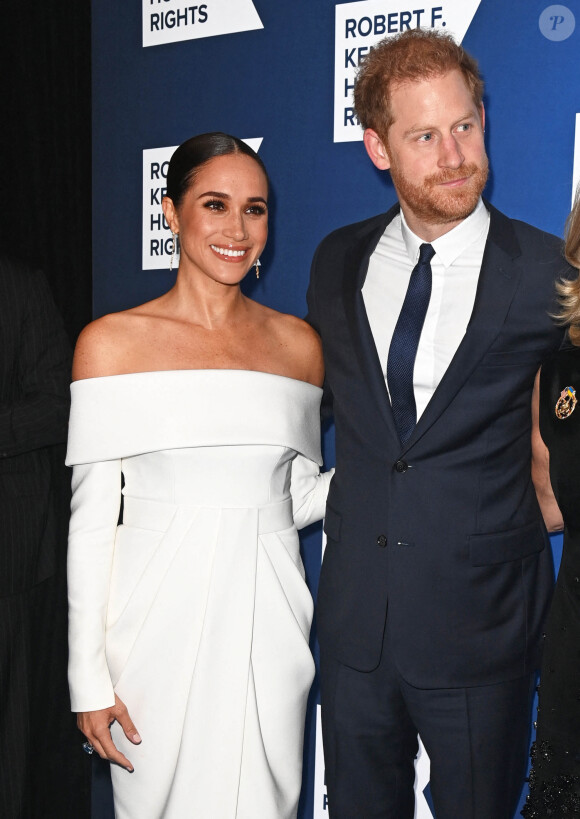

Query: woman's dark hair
<box><xmin>165</xmin><ymin>132</ymin><xmax>270</xmax><ymax>208</ymax></box>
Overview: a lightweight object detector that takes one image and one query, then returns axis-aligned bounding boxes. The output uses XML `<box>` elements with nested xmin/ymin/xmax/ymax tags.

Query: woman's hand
<box><xmin>77</xmin><ymin>693</ymin><xmax>141</xmax><ymax>772</ymax></box>
<box><xmin>531</xmin><ymin>368</ymin><xmax>564</xmax><ymax>532</ymax></box>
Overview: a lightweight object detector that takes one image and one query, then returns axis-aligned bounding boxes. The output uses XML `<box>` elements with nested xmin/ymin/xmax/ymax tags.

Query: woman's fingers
<box><xmin>77</xmin><ymin>695</ymin><xmax>139</xmax><ymax>771</ymax></box>
<box><xmin>94</xmin><ymin>723</ymin><xmax>134</xmax><ymax>771</ymax></box>
<box><xmin>113</xmin><ymin>694</ymin><xmax>142</xmax><ymax>745</ymax></box>
<box><xmin>81</xmin><ymin>722</ymin><xmax>134</xmax><ymax>771</ymax></box>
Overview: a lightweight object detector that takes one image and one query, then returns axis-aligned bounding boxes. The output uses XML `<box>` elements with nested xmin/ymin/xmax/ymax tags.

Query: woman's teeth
<box><xmin>211</xmin><ymin>246</ymin><xmax>246</xmax><ymax>257</ymax></box>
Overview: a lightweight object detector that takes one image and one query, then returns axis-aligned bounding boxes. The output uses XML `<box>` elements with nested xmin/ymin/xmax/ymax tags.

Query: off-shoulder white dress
<box><xmin>66</xmin><ymin>370</ymin><xmax>331</xmax><ymax>819</ymax></box>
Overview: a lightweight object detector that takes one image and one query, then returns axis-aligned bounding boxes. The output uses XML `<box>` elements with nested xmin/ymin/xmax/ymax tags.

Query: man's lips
<box><xmin>437</xmin><ymin>175</ymin><xmax>470</xmax><ymax>188</ymax></box>
<box><xmin>427</xmin><ymin>163</ymin><xmax>481</xmax><ymax>189</ymax></box>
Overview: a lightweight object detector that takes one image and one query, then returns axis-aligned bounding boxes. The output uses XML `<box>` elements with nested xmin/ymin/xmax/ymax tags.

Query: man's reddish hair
<box><xmin>353</xmin><ymin>28</ymin><xmax>484</xmax><ymax>140</ymax></box>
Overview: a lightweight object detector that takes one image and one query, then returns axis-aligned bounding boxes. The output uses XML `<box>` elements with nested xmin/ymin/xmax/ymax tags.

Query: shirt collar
<box><xmin>400</xmin><ymin>198</ymin><xmax>489</xmax><ymax>269</ymax></box>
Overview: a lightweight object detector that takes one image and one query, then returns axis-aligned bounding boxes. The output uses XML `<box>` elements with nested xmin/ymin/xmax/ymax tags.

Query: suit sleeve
<box><xmin>294</xmin><ymin>253</ymin><xmax>335</xmax><ymax>526</ymax></box>
<box><xmin>306</xmin><ymin>242</ymin><xmax>334</xmax><ymax>421</ymax></box>
<box><xmin>305</xmin><ymin>243</ymin><xmax>321</xmax><ymax>334</ymax></box>
<box><xmin>0</xmin><ymin>267</ymin><xmax>71</xmax><ymax>457</ymax></box>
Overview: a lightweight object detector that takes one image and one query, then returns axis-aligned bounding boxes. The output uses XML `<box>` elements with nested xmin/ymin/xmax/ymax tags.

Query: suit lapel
<box><xmin>402</xmin><ymin>203</ymin><xmax>524</xmax><ymax>452</ymax></box>
<box><xmin>342</xmin><ymin>206</ymin><xmax>400</xmax><ymax>439</ymax></box>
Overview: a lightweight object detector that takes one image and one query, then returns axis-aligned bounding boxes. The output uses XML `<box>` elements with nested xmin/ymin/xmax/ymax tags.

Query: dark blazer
<box><xmin>307</xmin><ymin>201</ymin><xmax>570</xmax><ymax>688</ymax></box>
<box><xmin>0</xmin><ymin>257</ymin><xmax>71</xmax><ymax>596</ymax></box>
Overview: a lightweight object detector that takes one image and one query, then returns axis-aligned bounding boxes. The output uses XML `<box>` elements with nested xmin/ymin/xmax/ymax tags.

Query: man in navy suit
<box><xmin>307</xmin><ymin>29</ymin><xmax>570</xmax><ymax>818</ymax></box>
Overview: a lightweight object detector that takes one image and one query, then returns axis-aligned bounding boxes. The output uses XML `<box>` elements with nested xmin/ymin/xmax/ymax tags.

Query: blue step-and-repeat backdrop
<box><xmin>92</xmin><ymin>2</ymin><xmax>576</xmax><ymax>815</ymax></box>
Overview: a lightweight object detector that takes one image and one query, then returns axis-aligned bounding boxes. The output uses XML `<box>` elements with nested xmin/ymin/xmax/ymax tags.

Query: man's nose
<box><xmin>438</xmin><ymin>135</ymin><xmax>464</xmax><ymax>169</ymax></box>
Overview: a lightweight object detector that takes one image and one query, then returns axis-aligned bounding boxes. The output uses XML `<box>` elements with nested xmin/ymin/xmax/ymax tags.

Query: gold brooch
<box><xmin>555</xmin><ymin>385</ymin><xmax>577</xmax><ymax>419</ymax></box>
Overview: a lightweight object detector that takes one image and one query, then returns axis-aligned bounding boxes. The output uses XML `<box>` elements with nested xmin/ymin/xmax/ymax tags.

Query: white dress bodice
<box><xmin>122</xmin><ymin>445</ymin><xmax>297</xmax><ymax>508</ymax></box>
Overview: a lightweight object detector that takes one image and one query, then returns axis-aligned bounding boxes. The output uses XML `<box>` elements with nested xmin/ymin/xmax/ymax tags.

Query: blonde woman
<box><xmin>525</xmin><ymin>198</ymin><xmax>580</xmax><ymax>816</ymax></box>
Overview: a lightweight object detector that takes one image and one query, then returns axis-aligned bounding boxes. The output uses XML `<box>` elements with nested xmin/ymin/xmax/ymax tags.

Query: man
<box><xmin>0</xmin><ymin>256</ymin><xmax>89</xmax><ymax>817</ymax></box>
<box><xmin>307</xmin><ymin>29</ymin><xmax>571</xmax><ymax>819</ymax></box>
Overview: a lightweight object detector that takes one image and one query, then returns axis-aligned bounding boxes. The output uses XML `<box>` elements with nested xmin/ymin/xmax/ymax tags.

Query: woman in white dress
<box><xmin>66</xmin><ymin>133</ymin><xmax>332</xmax><ymax>818</ymax></box>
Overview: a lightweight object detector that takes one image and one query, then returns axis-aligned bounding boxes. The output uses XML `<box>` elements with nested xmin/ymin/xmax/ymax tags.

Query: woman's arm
<box><xmin>291</xmin><ymin>454</ymin><xmax>334</xmax><ymax>530</ymax></box>
<box><xmin>68</xmin><ymin>318</ymin><xmax>142</xmax><ymax>770</ymax></box>
<box><xmin>67</xmin><ymin>460</ymin><xmax>121</xmax><ymax>709</ymax></box>
<box><xmin>531</xmin><ymin>368</ymin><xmax>564</xmax><ymax>532</ymax></box>
<box><xmin>68</xmin><ymin>458</ymin><xmax>141</xmax><ymax>771</ymax></box>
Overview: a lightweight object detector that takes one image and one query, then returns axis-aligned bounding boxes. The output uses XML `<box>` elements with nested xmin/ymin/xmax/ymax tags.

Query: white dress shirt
<box><xmin>362</xmin><ymin>198</ymin><xmax>490</xmax><ymax>421</ymax></box>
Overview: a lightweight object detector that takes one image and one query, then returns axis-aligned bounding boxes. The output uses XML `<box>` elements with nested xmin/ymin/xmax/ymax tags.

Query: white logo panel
<box><xmin>313</xmin><ymin>706</ymin><xmax>434</xmax><ymax>817</ymax></box>
<box><xmin>313</xmin><ymin>706</ymin><xmax>328</xmax><ymax>816</ymax></box>
<box><xmin>334</xmin><ymin>0</ymin><xmax>483</xmax><ymax>142</ymax></box>
<box><xmin>143</xmin><ymin>0</ymin><xmax>263</xmax><ymax>48</ymax></box>
<box><xmin>414</xmin><ymin>739</ymin><xmax>433</xmax><ymax>818</ymax></box>
<box><xmin>142</xmin><ymin>138</ymin><xmax>263</xmax><ymax>271</ymax></box>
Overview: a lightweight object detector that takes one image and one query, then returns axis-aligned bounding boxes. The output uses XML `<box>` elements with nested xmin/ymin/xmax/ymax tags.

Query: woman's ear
<box><xmin>162</xmin><ymin>196</ymin><xmax>179</xmax><ymax>234</ymax></box>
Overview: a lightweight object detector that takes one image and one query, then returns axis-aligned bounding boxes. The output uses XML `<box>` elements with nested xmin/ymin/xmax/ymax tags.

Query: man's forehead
<box><xmin>388</xmin><ymin>68</ymin><xmax>466</xmax><ymax>98</ymax></box>
<box><xmin>387</xmin><ymin>69</ymin><xmax>477</xmax><ymax>123</ymax></box>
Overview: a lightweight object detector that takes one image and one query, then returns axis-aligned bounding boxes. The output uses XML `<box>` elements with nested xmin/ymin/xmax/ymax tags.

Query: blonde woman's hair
<box><xmin>556</xmin><ymin>191</ymin><xmax>580</xmax><ymax>345</ymax></box>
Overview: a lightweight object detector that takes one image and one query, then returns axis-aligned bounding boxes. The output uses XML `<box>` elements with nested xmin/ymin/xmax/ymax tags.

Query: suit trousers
<box><xmin>320</xmin><ymin>624</ymin><xmax>535</xmax><ymax>819</ymax></box>
<box><xmin>0</xmin><ymin>570</ymin><xmax>91</xmax><ymax>818</ymax></box>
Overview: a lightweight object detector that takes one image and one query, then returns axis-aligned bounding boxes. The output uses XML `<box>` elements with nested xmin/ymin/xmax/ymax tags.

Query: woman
<box><xmin>66</xmin><ymin>133</ymin><xmax>332</xmax><ymax>818</ymax></box>
<box><xmin>524</xmin><ymin>197</ymin><xmax>580</xmax><ymax>816</ymax></box>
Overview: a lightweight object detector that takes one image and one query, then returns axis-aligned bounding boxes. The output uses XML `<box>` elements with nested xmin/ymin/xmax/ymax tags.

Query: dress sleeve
<box><xmin>67</xmin><ymin>458</ymin><xmax>122</xmax><ymax>712</ymax></box>
<box><xmin>290</xmin><ymin>453</ymin><xmax>334</xmax><ymax>530</ymax></box>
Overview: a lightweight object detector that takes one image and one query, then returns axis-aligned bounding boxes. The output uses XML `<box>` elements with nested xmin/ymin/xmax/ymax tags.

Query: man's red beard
<box><xmin>390</xmin><ymin>157</ymin><xmax>489</xmax><ymax>227</ymax></box>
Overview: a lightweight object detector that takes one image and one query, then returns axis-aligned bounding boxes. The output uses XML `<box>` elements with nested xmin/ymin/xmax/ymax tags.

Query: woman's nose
<box><xmin>223</xmin><ymin>212</ymin><xmax>248</xmax><ymax>240</ymax></box>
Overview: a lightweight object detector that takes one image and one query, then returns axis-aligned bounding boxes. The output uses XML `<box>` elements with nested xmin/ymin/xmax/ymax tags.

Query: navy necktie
<box><xmin>387</xmin><ymin>242</ymin><xmax>435</xmax><ymax>444</ymax></box>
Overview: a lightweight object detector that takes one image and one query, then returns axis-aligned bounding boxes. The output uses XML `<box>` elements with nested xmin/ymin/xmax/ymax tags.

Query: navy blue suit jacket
<box><xmin>307</xmin><ymin>201</ymin><xmax>570</xmax><ymax>688</ymax></box>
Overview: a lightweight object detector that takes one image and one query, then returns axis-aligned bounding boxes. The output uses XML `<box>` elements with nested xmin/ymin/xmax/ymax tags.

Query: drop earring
<box><xmin>254</xmin><ymin>258</ymin><xmax>261</xmax><ymax>279</ymax></box>
<box><xmin>169</xmin><ymin>231</ymin><xmax>178</xmax><ymax>272</ymax></box>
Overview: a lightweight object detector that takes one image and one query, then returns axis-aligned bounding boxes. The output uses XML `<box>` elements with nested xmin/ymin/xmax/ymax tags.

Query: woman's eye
<box><xmin>204</xmin><ymin>200</ymin><xmax>225</xmax><ymax>211</ymax></box>
<box><xmin>246</xmin><ymin>205</ymin><xmax>267</xmax><ymax>216</ymax></box>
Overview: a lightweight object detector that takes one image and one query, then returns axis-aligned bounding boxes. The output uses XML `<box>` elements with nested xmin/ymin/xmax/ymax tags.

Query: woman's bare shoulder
<box><xmin>72</xmin><ymin>311</ymin><xmax>146</xmax><ymax>380</ymax></box>
<box><xmin>261</xmin><ymin>307</ymin><xmax>324</xmax><ymax>387</ymax></box>
<box><xmin>272</xmin><ymin>311</ymin><xmax>321</xmax><ymax>348</ymax></box>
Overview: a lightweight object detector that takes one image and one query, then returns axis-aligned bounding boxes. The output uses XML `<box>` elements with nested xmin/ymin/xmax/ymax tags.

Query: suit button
<box><xmin>394</xmin><ymin>460</ymin><xmax>408</xmax><ymax>473</ymax></box>
<box><xmin>377</xmin><ymin>534</ymin><xmax>387</xmax><ymax>548</ymax></box>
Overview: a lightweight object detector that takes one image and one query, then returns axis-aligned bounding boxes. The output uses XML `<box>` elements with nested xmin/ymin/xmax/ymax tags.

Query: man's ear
<box><xmin>363</xmin><ymin>129</ymin><xmax>391</xmax><ymax>170</ymax></box>
<box><xmin>480</xmin><ymin>102</ymin><xmax>485</xmax><ymax>133</ymax></box>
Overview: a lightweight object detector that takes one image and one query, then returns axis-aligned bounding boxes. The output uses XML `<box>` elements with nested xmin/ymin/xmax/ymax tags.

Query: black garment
<box><xmin>523</xmin><ymin>347</ymin><xmax>580</xmax><ymax>817</ymax></box>
<box><xmin>0</xmin><ymin>257</ymin><xmax>90</xmax><ymax>818</ymax></box>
